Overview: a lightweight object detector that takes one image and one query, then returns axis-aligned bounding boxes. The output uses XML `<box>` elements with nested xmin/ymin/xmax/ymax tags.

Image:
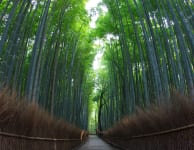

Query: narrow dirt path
<box><xmin>77</xmin><ymin>135</ymin><xmax>119</xmax><ymax>150</ymax></box>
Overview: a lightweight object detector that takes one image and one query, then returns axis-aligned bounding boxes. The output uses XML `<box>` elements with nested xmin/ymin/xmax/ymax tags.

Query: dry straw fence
<box><xmin>100</xmin><ymin>124</ymin><xmax>194</xmax><ymax>150</ymax></box>
<box><xmin>99</xmin><ymin>92</ymin><xmax>194</xmax><ymax>150</ymax></box>
<box><xmin>0</xmin><ymin>131</ymin><xmax>86</xmax><ymax>150</ymax></box>
<box><xmin>0</xmin><ymin>89</ymin><xmax>88</xmax><ymax>150</ymax></box>
<box><xmin>0</xmin><ymin>130</ymin><xmax>89</xmax><ymax>150</ymax></box>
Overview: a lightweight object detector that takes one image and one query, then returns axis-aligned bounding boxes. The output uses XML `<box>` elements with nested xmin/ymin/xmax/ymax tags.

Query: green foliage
<box><xmin>94</xmin><ymin>0</ymin><xmax>194</xmax><ymax>130</ymax></box>
<box><xmin>0</xmin><ymin>0</ymin><xmax>193</xmax><ymax>131</ymax></box>
<box><xmin>0</xmin><ymin>0</ymin><xmax>95</xmax><ymax>129</ymax></box>
<box><xmin>94</xmin><ymin>12</ymin><xmax>115</xmax><ymax>37</ymax></box>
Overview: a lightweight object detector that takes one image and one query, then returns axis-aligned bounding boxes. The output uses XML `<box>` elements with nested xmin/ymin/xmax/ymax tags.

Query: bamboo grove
<box><xmin>94</xmin><ymin>0</ymin><xmax>194</xmax><ymax>130</ymax></box>
<box><xmin>0</xmin><ymin>0</ymin><xmax>194</xmax><ymax>133</ymax></box>
<box><xmin>0</xmin><ymin>0</ymin><xmax>95</xmax><ymax>129</ymax></box>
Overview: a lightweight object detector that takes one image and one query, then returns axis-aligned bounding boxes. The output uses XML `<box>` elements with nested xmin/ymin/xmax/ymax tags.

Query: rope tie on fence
<box><xmin>102</xmin><ymin>123</ymin><xmax>194</xmax><ymax>140</ymax></box>
<box><xmin>0</xmin><ymin>131</ymin><xmax>82</xmax><ymax>141</ymax></box>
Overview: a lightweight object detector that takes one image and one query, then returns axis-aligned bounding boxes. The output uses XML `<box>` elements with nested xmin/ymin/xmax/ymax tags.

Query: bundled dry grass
<box><xmin>101</xmin><ymin>92</ymin><xmax>194</xmax><ymax>150</ymax></box>
<box><xmin>103</xmin><ymin>92</ymin><xmax>194</xmax><ymax>137</ymax></box>
<box><xmin>0</xmin><ymin>88</ymin><xmax>88</xmax><ymax>150</ymax></box>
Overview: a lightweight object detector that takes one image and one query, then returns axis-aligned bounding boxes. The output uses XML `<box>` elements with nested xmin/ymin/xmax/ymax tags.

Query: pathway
<box><xmin>77</xmin><ymin>135</ymin><xmax>119</xmax><ymax>150</ymax></box>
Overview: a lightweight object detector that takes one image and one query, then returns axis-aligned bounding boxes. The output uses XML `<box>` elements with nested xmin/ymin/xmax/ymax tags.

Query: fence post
<box><xmin>54</xmin><ymin>139</ymin><xmax>57</xmax><ymax>150</ymax></box>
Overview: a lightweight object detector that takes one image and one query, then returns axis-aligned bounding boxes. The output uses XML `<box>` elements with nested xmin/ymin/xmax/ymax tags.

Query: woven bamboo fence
<box><xmin>99</xmin><ymin>124</ymin><xmax>194</xmax><ymax>150</ymax></box>
<box><xmin>0</xmin><ymin>130</ymin><xmax>88</xmax><ymax>150</ymax></box>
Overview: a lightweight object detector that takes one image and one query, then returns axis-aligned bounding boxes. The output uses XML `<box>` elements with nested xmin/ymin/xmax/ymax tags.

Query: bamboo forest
<box><xmin>0</xmin><ymin>0</ymin><xmax>193</xmax><ymax>150</ymax></box>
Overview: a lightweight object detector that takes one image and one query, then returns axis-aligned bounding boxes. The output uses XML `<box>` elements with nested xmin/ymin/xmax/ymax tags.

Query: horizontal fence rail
<box><xmin>99</xmin><ymin>124</ymin><xmax>194</xmax><ymax>150</ymax></box>
<box><xmin>0</xmin><ymin>130</ymin><xmax>88</xmax><ymax>150</ymax></box>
